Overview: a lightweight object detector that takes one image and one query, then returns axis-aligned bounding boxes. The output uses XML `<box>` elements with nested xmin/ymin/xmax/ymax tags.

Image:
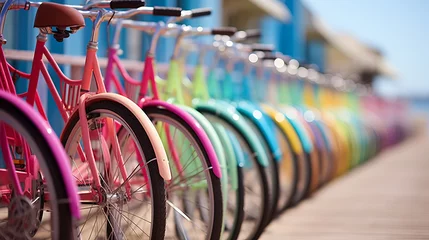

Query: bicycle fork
<box><xmin>77</xmin><ymin>93</ymin><xmax>132</xmax><ymax>204</ymax></box>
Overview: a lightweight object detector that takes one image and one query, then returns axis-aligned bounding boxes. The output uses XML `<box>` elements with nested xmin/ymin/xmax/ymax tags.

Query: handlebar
<box><xmin>0</xmin><ymin>0</ymin><xmax>182</xmax><ymax>42</ymax></box>
<box><xmin>167</xmin><ymin>7</ymin><xmax>212</xmax><ymax>24</ymax></box>
<box><xmin>110</xmin><ymin>0</ymin><xmax>145</xmax><ymax>10</ymax></box>
<box><xmin>0</xmin><ymin>0</ymin><xmax>182</xmax><ymax>18</ymax></box>
<box><xmin>231</xmin><ymin>29</ymin><xmax>261</xmax><ymax>42</ymax></box>
<box><xmin>190</xmin><ymin>7</ymin><xmax>211</xmax><ymax>18</ymax></box>
<box><xmin>116</xmin><ymin>19</ymin><xmax>237</xmax><ymax>38</ymax></box>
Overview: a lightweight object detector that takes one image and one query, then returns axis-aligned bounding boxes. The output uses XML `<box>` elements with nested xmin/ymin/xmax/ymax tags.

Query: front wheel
<box><xmin>61</xmin><ymin>99</ymin><xmax>167</xmax><ymax>240</ymax></box>
<box><xmin>142</xmin><ymin>105</ymin><xmax>223</xmax><ymax>240</ymax></box>
<box><xmin>0</xmin><ymin>91</ymin><xmax>77</xmax><ymax>240</ymax></box>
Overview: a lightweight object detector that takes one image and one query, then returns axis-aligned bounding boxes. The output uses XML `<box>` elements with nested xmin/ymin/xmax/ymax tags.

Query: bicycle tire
<box><xmin>241</xmin><ymin>116</ymin><xmax>280</xmax><ymax>226</ymax></box>
<box><xmin>142</xmin><ymin>106</ymin><xmax>223</xmax><ymax>240</ymax></box>
<box><xmin>216</xmin><ymin>126</ymin><xmax>245</xmax><ymax>240</ymax></box>
<box><xmin>0</xmin><ymin>92</ymin><xmax>76</xmax><ymax>240</ymax></box>
<box><xmin>272</xmin><ymin>123</ymin><xmax>299</xmax><ymax>214</ymax></box>
<box><xmin>199</xmin><ymin>111</ymin><xmax>271</xmax><ymax>240</ymax></box>
<box><xmin>61</xmin><ymin>99</ymin><xmax>167</xmax><ymax>240</ymax></box>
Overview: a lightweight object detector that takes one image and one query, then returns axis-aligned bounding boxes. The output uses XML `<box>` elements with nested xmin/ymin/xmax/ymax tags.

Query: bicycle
<box><xmin>0</xmin><ymin>89</ymin><xmax>80</xmax><ymax>239</ymax></box>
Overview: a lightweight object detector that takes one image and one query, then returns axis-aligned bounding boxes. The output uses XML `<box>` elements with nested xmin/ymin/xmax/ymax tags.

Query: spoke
<box><xmin>168</xmin><ymin>167</ymin><xmax>213</xmax><ymax>191</ymax></box>
<box><xmin>108</xmin><ymin>203</ymin><xmax>150</xmax><ymax>238</ymax></box>
<box><xmin>167</xmin><ymin>199</ymin><xmax>191</xmax><ymax>222</ymax></box>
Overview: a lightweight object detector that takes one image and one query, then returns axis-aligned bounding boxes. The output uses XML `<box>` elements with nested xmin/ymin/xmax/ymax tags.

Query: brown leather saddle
<box><xmin>34</xmin><ymin>2</ymin><xmax>85</xmax><ymax>41</ymax></box>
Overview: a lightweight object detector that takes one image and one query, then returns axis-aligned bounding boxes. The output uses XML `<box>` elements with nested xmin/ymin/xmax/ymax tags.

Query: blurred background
<box><xmin>5</xmin><ymin>0</ymin><xmax>429</xmax><ymax>132</ymax></box>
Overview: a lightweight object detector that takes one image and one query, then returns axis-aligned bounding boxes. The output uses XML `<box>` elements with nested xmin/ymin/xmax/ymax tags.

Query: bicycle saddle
<box><xmin>34</xmin><ymin>2</ymin><xmax>85</xmax><ymax>41</ymax></box>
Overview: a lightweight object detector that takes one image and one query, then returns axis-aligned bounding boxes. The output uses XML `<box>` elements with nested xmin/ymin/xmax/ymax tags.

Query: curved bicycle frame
<box><xmin>0</xmin><ymin>30</ymin><xmax>171</xmax><ymax>206</ymax></box>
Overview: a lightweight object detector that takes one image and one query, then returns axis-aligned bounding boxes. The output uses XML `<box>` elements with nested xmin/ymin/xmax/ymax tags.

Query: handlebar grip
<box><xmin>244</xmin><ymin>29</ymin><xmax>261</xmax><ymax>39</ymax></box>
<box><xmin>110</xmin><ymin>0</ymin><xmax>146</xmax><ymax>9</ymax></box>
<box><xmin>212</xmin><ymin>27</ymin><xmax>237</xmax><ymax>36</ymax></box>
<box><xmin>251</xmin><ymin>43</ymin><xmax>274</xmax><ymax>52</ymax></box>
<box><xmin>153</xmin><ymin>6</ymin><xmax>182</xmax><ymax>16</ymax></box>
<box><xmin>191</xmin><ymin>8</ymin><xmax>212</xmax><ymax>18</ymax></box>
<box><xmin>261</xmin><ymin>53</ymin><xmax>279</xmax><ymax>60</ymax></box>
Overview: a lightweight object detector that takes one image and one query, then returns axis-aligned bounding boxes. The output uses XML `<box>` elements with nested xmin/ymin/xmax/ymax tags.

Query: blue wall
<box><xmin>260</xmin><ymin>0</ymin><xmax>307</xmax><ymax>61</ymax></box>
<box><xmin>307</xmin><ymin>39</ymin><xmax>325</xmax><ymax>72</ymax></box>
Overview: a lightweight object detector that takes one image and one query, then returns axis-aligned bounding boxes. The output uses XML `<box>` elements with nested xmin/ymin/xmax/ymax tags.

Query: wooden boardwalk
<box><xmin>261</xmin><ymin>131</ymin><xmax>429</xmax><ymax>240</ymax></box>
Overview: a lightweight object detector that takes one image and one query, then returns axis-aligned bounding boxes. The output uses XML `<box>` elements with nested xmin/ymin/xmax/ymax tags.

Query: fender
<box><xmin>261</xmin><ymin>104</ymin><xmax>304</xmax><ymax>155</ymax></box>
<box><xmin>140</xmin><ymin>99</ymin><xmax>222</xmax><ymax>178</ymax></box>
<box><xmin>194</xmin><ymin>100</ymin><xmax>269</xmax><ymax>168</ymax></box>
<box><xmin>178</xmin><ymin>104</ymin><xmax>227</xmax><ymax>218</ymax></box>
<box><xmin>234</xmin><ymin>101</ymin><xmax>283</xmax><ymax>162</ymax></box>
<box><xmin>314</xmin><ymin>120</ymin><xmax>333</xmax><ymax>154</ymax></box>
<box><xmin>212</xmin><ymin>123</ymin><xmax>241</xmax><ymax>190</ymax></box>
<box><xmin>281</xmin><ymin>106</ymin><xmax>314</xmax><ymax>153</ymax></box>
<box><xmin>75</xmin><ymin>93</ymin><xmax>171</xmax><ymax>180</ymax></box>
<box><xmin>179</xmin><ymin>104</ymin><xmax>226</xmax><ymax>181</ymax></box>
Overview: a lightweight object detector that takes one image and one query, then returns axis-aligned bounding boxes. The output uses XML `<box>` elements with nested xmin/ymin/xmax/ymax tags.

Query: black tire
<box><xmin>272</xmin><ymin>124</ymin><xmax>299</xmax><ymax>214</ymax></box>
<box><xmin>142</xmin><ymin>106</ymin><xmax>223</xmax><ymax>240</ymax></box>
<box><xmin>225</xmin><ymin>160</ymin><xmax>245</xmax><ymax>240</ymax></box>
<box><xmin>0</xmin><ymin>96</ymin><xmax>74</xmax><ymax>240</ymax></box>
<box><xmin>61</xmin><ymin>99</ymin><xmax>166</xmax><ymax>240</ymax></box>
<box><xmin>242</xmin><ymin>117</ymin><xmax>279</xmax><ymax>226</ymax></box>
<box><xmin>212</xmin><ymin>123</ymin><xmax>245</xmax><ymax>240</ymax></box>
<box><xmin>199</xmin><ymin>111</ymin><xmax>271</xmax><ymax>240</ymax></box>
<box><xmin>284</xmin><ymin>120</ymin><xmax>312</xmax><ymax>206</ymax></box>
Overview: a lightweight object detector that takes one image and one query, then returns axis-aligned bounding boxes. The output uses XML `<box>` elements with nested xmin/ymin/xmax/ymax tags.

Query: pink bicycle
<box><xmin>0</xmin><ymin>0</ymin><xmax>181</xmax><ymax>238</ymax></box>
<box><xmin>0</xmin><ymin>89</ymin><xmax>80</xmax><ymax>239</ymax></box>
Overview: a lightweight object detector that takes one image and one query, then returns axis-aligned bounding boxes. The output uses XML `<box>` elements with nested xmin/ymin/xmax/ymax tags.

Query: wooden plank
<box><xmin>261</xmin><ymin>132</ymin><xmax>429</xmax><ymax>239</ymax></box>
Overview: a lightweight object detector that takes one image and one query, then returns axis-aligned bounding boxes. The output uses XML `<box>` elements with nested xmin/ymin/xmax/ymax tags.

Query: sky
<box><xmin>301</xmin><ymin>0</ymin><xmax>429</xmax><ymax>98</ymax></box>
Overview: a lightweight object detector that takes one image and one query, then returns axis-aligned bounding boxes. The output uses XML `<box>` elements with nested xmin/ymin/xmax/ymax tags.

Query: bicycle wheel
<box><xmin>235</xmin><ymin>103</ymin><xmax>280</xmax><ymax>226</ymax></box>
<box><xmin>240</xmin><ymin>115</ymin><xmax>279</xmax><ymax>225</ymax></box>
<box><xmin>213</xmin><ymin>124</ymin><xmax>245</xmax><ymax>240</ymax></box>
<box><xmin>196</xmin><ymin>102</ymin><xmax>271</xmax><ymax>240</ymax></box>
<box><xmin>271</xmin><ymin>122</ymin><xmax>298</xmax><ymax>213</ymax></box>
<box><xmin>61</xmin><ymin>99</ymin><xmax>166</xmax><ymax>239</ymax></box>
<box><xmin>141</xmin><ymin>105</ymin><xmax>223</xmax><ymax>240</ymax></box>
<box><xmin>0</xmin><ymin>91</ymin><xmax>78</xmax><ymax>240</ymax></box>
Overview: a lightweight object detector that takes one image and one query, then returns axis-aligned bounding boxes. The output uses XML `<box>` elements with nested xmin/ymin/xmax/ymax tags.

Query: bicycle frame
<box><xmin>104</xmin><ymin>24</ymin><xmax>222</xmax><ymax>178</ymax></box>
<box><xmin>0</xmin><ymin>123</ymin><xmax>32</xmax><ymax>201</ymax></box>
